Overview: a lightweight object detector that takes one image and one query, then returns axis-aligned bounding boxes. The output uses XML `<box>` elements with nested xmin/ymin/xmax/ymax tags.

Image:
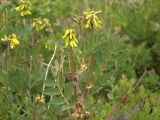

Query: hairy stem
<box><xmin>34</xmin><ymin>102</ymin><xmax>38</xmax><ymax>120</ymax></box>
<box><xmin>70</xmin><ymin>47</ymin><xmax>79</xmax><ymax>105</ymax></box>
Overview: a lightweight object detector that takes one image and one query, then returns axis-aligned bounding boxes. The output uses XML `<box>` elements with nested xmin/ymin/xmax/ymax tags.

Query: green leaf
<box><xmin>49</xmin><ymin>98</ymin><xmax>65</xmax><ymax>106</ymax></box>
<box><xmin>44</xmin><ymin>79</ymin><xmax>56</xmax><ymax>87</ymax></box>
<box><xmin>43</xmin><ymin>88</ymin><xmax>60</xmax><ymax>96</ymax></box>
<box><xmin>64</xmin><ymin>82</ymin><xmax>73</xmax><ymax>99</ymax></box>
<box><xmin>61</xmin><ymin>104</ymin><xmax>73</xmax><ymax>112</ymax></box>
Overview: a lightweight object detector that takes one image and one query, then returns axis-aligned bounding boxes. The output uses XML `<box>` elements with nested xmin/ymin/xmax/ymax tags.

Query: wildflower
<box><xmin>63</xmin><ymin>29</ymin><xmax>78</xmax><ymax>48</ymax></box>
<box><xmin>121</xmin><ymin>95</ymin><xmax>129</xmax><ymax>105</ymax></box>
<box><xmin>40</xmin><ymin>95</ymin><xmax>45</xmax><ymax>103</ymax></box>
<box><xmin>45</xmin><ymin>42</ymin><xmax>53</xmax><ymax>51</ymax></box>
<box><xmin>35</xmin><ymin>94</ymin><xmax>45</xmax><ymax>104</ymax></box>
<box><xmin>33</xmin><ymin>18</ymin><xmax>51</xmax><ymax>32</ymax></box>
<box><xmin>74</xmin><ymin>15</ymin><xmax>84</xmax><ymax>24</ymax></box>
<box><xmin>74</xmin><ymin>15</ymin><xmax>84</xmax><ymax>38</ymax></box>
<box><xmin>16</xmin><ymin>0</ymin><xmax>32</xmax><ymax>16</ymax></box>
<box><xmin>114</xmin><ymin>26</ymin><xmax>121</xmax><ymax>34</ymax></box>
<box><xmin>35</xmin><ymin>94</ymin><xmax>41</xmax><ymax>102</ymax></box>
<box><xmin>1</xmin><ymin>34</ymin><xmax>20</xmax><ymax>49</ymax></box>
<box><xmin>45</xmin><ymin>43</ymin><xmax>51</xmax><ymax>51</ymax></box>
<box><xmin>83</xmin><ymin>11</ymin><xmax>101</xmax><ymax>29</ymax></box>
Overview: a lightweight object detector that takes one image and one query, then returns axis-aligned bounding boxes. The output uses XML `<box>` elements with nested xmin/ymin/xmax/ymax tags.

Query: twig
<box><xmin>34</xmin><ymin>102</ymin><xmax>38</xmax><ymax>120</ymax></box>
<box><xmin>132</xmin><ymin>69</ymin><xmax>147</xmax><ymax>92</ymax></box>
<box><xmin>42</xmin><ymin>45</ymin><xmax>57</xmax><ymax>94</ymax></box>
<box><xmin>70</xmin><ymin>47</ymin><xmax>78</xmax><ymax>104</ymax></box>
<box><xmin>57</xmin><ymin>80</ymin><xmax>70</xmax><ymax>105</ymax></box>
<box><xmin>47</xmin><ymin>96</ymin><xmax>53</xmax><ymax>110</ymax></box>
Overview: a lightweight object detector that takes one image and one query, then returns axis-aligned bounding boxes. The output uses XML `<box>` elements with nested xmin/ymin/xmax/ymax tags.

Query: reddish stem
<box><xmin>70</xmin><ymin>47</ymin><xmax>78</xmax><ymax>103</ymax></box>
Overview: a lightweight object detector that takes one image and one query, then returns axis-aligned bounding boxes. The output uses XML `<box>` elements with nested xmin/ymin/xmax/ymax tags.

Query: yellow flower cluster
<box><xmin>1</xmin><ymin>34</ymin><xmax>20</xmax><ymax>49</ymax></box>
<box><xmin>33</xmin><ymin>18</ymin><xmax>51</xmax><ymax>32</ymax></box>
<box><xmin>63</xmin><ymin>29</ymin><xmax>78</xmax><ymax>48</ymax></box>
<box><xmin>45</xmin><ymin>42</ymin><xmax>53</xmax><ymax>51</ymax></box>
<box><xmin>63</xmin><ymin>10</ymin><xmax>101</xmax><ymax>48</ymax></box>
<box><xmin>83</xmin><ymin>11</ymin><xmax>102</xmax><ymax>29</ymax></box>
<box><xmin>16</xmin><ymin>0</ymin><xmax>32</xmax><ymax>16</ymax></box>
<box><xmin>74</xmin><ymin>15</ymin><xmax>84</xmax><ymax>24</ymax></box>
<box><xmin>35</xmin><ymin>94</ymin><xmax>45</xmax><ymax>104</ymax></box>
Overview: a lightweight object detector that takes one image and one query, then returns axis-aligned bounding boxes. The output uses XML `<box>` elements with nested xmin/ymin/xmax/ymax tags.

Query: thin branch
<box><xmin>42</xmin><ymin>45</ymin><xmax>57</xmax><ymax>93</ymax></box>
<box><xmin>56</xmin><ymin>80</ymin><xmax>71</xmax><ymax>106</ymax></box>
<box><xmin>47</xmin><ymin>96</ymin><xmax>53</xmax><ymax>110</ymax></box>
<box><xmin>132</xmin><ymin>69</ymin><xmax>147</xmax><ymax>92</ymax></box>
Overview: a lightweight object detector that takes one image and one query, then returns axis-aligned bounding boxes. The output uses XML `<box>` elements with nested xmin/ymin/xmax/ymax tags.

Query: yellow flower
<box><xmin>35</xmin><ymin>94</ymin><xmax>41</xmax><ymax>102</ymax></box>
<box><xmin>1</xmin><ymin>34</ymin><xmax>20</xmax><ymax>49</ymax></box>
<box><xmin>45</xmin><ymin>43</ymin><xmax>51</xmax><ymax>50</ymax></box>
<box><xmin>74</xmin><ymin>15</ymin><xmax>84</xmax><ymax>24</ymax></box>
<box><xmin>45</xmin><ymin>43</ymin><xmax>52</xmax><ymax>51</ymax></box>
<box><xmin>10</xmin><ymin>34</ymin><xmax>20</xmax><ymax>49</ymax></box>
<box><xmin>33</xmin><ymin>18</ymin><xmax>51</xmax><ymax>32</ymax></box>
<box><xmin>16</xmin><ymin>0</ymin><xmax>32</xmax><ymax>16</ymax></box>
<box><xmin>83</xmin><ymin>11</ymin><xmax>102</xmax><ymax>29</ymax></box>
<box><xmin>35</xmin><ymin>94</ymin><xmax>45</xmax><ymax>104</ymax></box>
<box><xmin>63</xmin><ymin>29</ymin><xmax>78</xmax><ymax>48</ymax></box>
<box><xmin>40</xmin><ymin>95</ymin><xmax>45</xmax><ymax>103</ymax></box>
<box><xmin>1</xmin><ymin>35</ymin><xmax>8</xmax><ymax>41</ymax></box>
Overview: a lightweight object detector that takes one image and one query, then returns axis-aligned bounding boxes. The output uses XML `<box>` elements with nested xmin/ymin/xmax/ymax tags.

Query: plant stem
<box><xmin>42</xmin><ymin>45</ymin><xmax>57</xmax><ymax>94</ymax></box>
<box><xmin>79</xmin><ymin>22</ymin><xmax>83</xmax><ymax>39</ymax></box>
<box><xmin>34</xmin><ymin>102</ymin><xmax>38</xmax><ymax>120</ymax></box>
<box><xmin>29</xmin><ymin>55</ymin><xmax>32</xmax><ymax>91</ymax></box>
<box><xmin>70</xmin><ymin>47</ymin><xmax>78</xmax><ymax>103</ymax></box>
<box><xmin>132</xmin><ymin>69</ymin><xmax>147</xmax><ymax>92</ymax></box>
<box><xmin>89</xmin><ymin>50</ymin><xmax>92</xmax><ymax>74</ymax></box>
<box><xmin>57</xmin><ymin>80</ymin><xmax>71</xmax><ymax>106</ymax></box>
<box><xmin>89</xmin><ymin>29</ymin><xmax>94</xmax><ymax>75</ymax></box>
